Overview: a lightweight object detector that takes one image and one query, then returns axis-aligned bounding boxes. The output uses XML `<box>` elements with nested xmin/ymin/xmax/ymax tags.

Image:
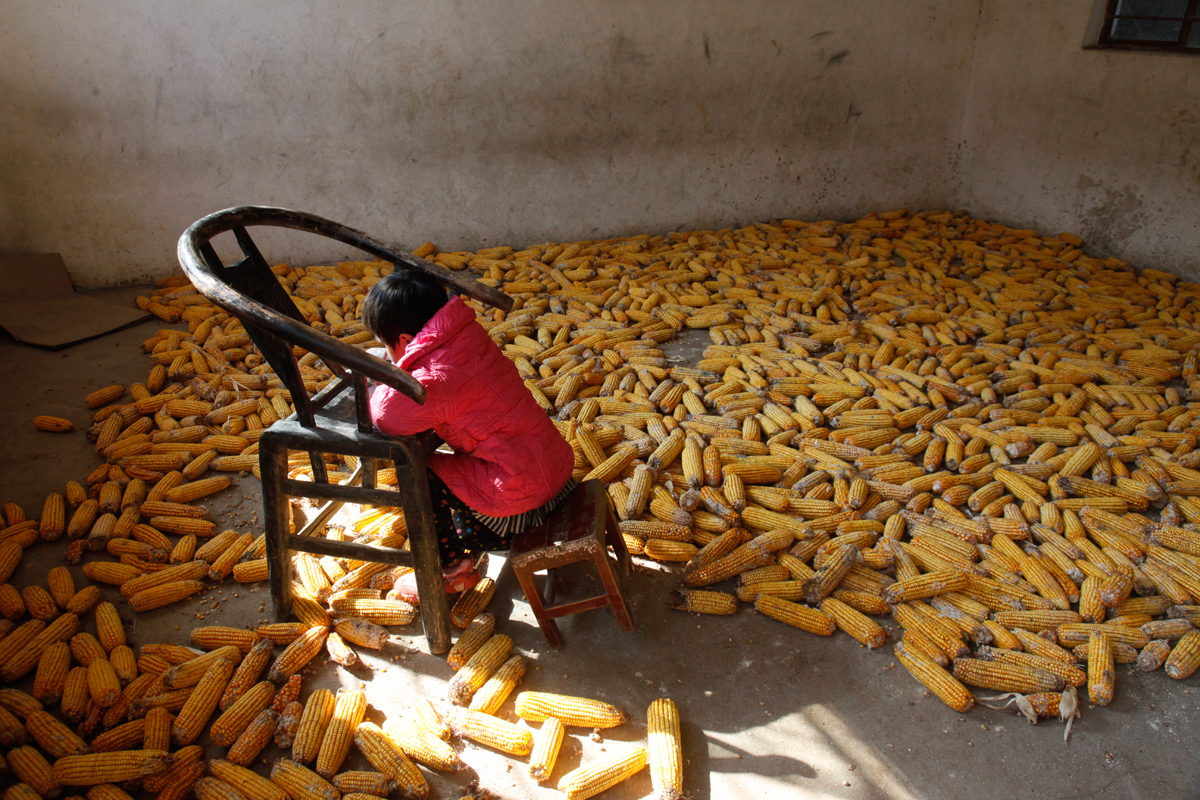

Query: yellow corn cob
<box><xmin>70</xmin><ymin>631</ymin><xmax>107</xmax><ymax>665</ymax></box>
<box><xmin>448</xmin><ymin>633</ymin><xmax>512</xmax><ymax>705</ymax></box>
<box><xmin>451</xmin><ymin>577</ymin><xmax>495</xmax><ymax>628</ymax></box>
<box><xmin>161</xmin><ymin>645</ymin><xmax>242</xmax><ymax>690</ymax></box>
<box><xmin>210</xmin><ymin>680</ymin><xmax>276</xmax><ymax>746</ymax></box>
<box><xmin>528</xmin><ymin>715</ymin><xmax>566</xmax><ymax>782</ymax></box>
<box><xmin>0</xmin><ymin>619</ymin><xmax>47</xmax><ymax>670</ymax></box>
<box><xmin>668</xmin><ymin>589</ymin><xmax>737</xmax><ymax>615</ymax></box>
<box><xmin>86</xmin><ymin>385</ymin><xmax>125</xmax><ymax>408</ymax></box>
<box><xmin>168</xmin><ymin>657</ymin><xmax>233</xmax><ymax>745</ymax></box>
<box><xmin>9</xmin><ymin>746</ymin><xmax>59</xmax><ymax>796</ymax></box>
<box><xmin>109</xmin><ymin>644</ymin><xmax>137</xmax><ymax>684</ymax></box>
<box><xmin>470</xmin><ymin>655</ymin><xmax>526</xmax><ymax>715</ymax></box>
<box><xmin>46</xmin><ymin>566</ymin><xmax>75</xmax><ymax>607</ymax></box>
<box><xmin>1165</xmin><ymin>629</ymin><xmax>1200</xmax><ymax>679</ymax></box>
<box><xmin>3</xmin><ymin>785</ymin><xmax>42</xmax><ymax>800</ymax></box>
<box><xmin>82</xmin><ymin>561</ymin><xmax>141</xmax><ymax>586</ymax></box>
<box><xmin>1057</xmin><ymin>623</ymin><xmax>1149</xmax><ymax>649</ymax></box>
<box><xmin>328</xmin><ymin>597</ymin><xmax>414</xmax><ymax>626</ymax></box>
<box><xmin>39</xmin><ymin>491</ymin><xmax>65</xmax><ymax>541</ymax></box>
<box><xmin>59</xmin><ymin>667</ymin><xmax>91</xmax><ymax>723</ymax></box>
<box><xmin>275</xmin><ymin>699</ymin><xmax>304</xmax><ymax>748</ymax></box>
<box><xmin>127</xmin><ymin>579</ymin><xmax>206</xmax><ymax>612</ymax></box>
<box><xmin>147</xmin><ymin>516</ymin><xmax>216</xmax><ymax>537</ymax></box>
<box><xmin>51</xmin><ymin>749</ymin><xmax>172</xmax><ymax>786</ymax></box>
<box><xmin>754</xmin><ymin>595</ymin><xmax>836</xmax><ymax>635</ymax></box>
<box><xmin>893</xmin><ymin>641</ymin><xmax>974</xmax><ymax>712</ymax></box>
<box><xmin>515</xmin><ymin>690</ymin><xmax>628</xmax><ymax>729</ymax></box>
<box><xmin>976</xmin><ymin>645</ymin><xmax>1086</xmax><ymax>687</ymax></box>
<box><xmin>209</xmin><ymin>760</ymin><xmax>289</xmax><ymax>800</ymax></box>
<box><xmin>227</xmin><ymin>708</ymin><xmax>280</xmax><ymax>765</ymax></box>
<box><xmin>292</xmin><ymin>688</ymin><xmax>336</xmax><ymax>764</ymax></box>
<box><xmin>952</xmin><ymin>658</ymin><xmax>1064</xmax><ymax>693</ymax></box>
<box><xmin>644</xmin><ymin>539</ymin><xmax>699</xmax><ymax>562</ymax></box>
<box><xmin>208</xmin><ymin>532</ymin><xmax>253</xmax><ymax>580</ymax></box>
<box><xmin>619</xmin><ymin>520</ymin><xmax>692</xmax><ymax>541</ymax></box>
<box><xmin>33</xmin><ymin>642</ymin><xmax>70</xmax><ymax>705</ymax></box>
<box><xmin>27</xmin><ymin>710</ymin><xmax>89</xmax><ymax>757</ymax></box>
<box><xmin>191</xmin><ymin>626</ymin><xmax>260</xmax><ymax>654</ymax></box>
<box><xmin>991</xmin><ymin>610</ymin><xmax>1083</xmax><ymax>631</ymax></box>
<box><xmin>87</xmin><ymin>657</ymin><xmax>122</xmax><ymax>707</ymax></box>
<box><xmin>163</xmin><ymin>474</ymin><xmax>230</xmax><ymax>506</ymax></box>
<box><xmin>193</xmin><ymin>776</ymin><xmax>253</xmax><ymax>800</ymax></box>
<box><xmin>352</xmin><ymin>722</ymin><xmax>429</xmax><ymax>797</ymax></box>
<box><xmin>142</xmin><ymin>743</ymin><xmax>203</xmax><ymax>793</ymax></box>
<box><xmin>0</xmin><ymin>583</ymin><xmax>24</xmax><ymax>619</ymax></box>
<box><xmin>881</xmin><ymin>571</ymin><xmax>969</xmax><ymax>604</ymax></box>
<box><xmin>232</xmin><ymin>558</ymin><xmax>268</xmax><ymax>583</ymax></box>
<box><xmin>684</xmin><ymin>533</ymin><xmax>778</xmax><ymax>587</ymax></box>
<box><xmin>142</xmin><ymin>706</ymin><xmax>172</xmax><ymax>750</ymax></box>
<box><xmin>33</xmin><ymin>415</ymin><xmax>73</xmax><ymax>433</ymax></box>
<box><xmin>557</xmin><ymin>745</ymin><xmax>647</xmax><ymax>800</ymax></box>
<box><xmin>334</xmin><ymin>618</ymin><xmax>390</xmax><ymax>650</ymax></box>
<box><xmin>89</xmin><ymin>603</ymin><xmax>125</xmax><ymax>654</ymax></box>
<box><xmin>268</xmin><ymin>626</ymin><xmax>328</xmax><ymax>683</ymax></box>
<box><xmin>802</xmin><ymin>543</ymin><xmax>857</xmax><ymax>603</ymax></box>
<box><xmin>91</xmin><ymin>718</ymin><xmax>147</xmax><ymax>752</ymax></box>
<box><xmin>382</xmin><ymin>716</ymin><xmax>464</xmax><ymax>772</ymax></box>
<box><xmin>316</xmin><ymin>684</ymin><xmax>367</xmax><ymax>777</ymax></box>
<box><xmin>410</xmin><ymin>695</ymin><xmax>450</xmax><ymax>740</ymax></box>
<box><xmin>270</xmin><ymin>759</ymin><xmax>340</xmax><ymax>800</ymax></box>
<box><xmin>332</xmin><ymin>772</ymin><xmax>400</xmax><ymax>797</ymax></box>
<box><xmin>648</xmin><ymin>698</ymin><xmax>684</xmax><ymax>800</ymax></box>
<box><xmin>2</xmin><ymin>612</ymin><xmax>80</xmax><ymax>682</ymax></box>
<box><xmin>820</xmin><ymin>597</ymin><xmax>887</xmax><ymax>649</ymax></box>
<box><xmin>447</xmin><ymin>706</ymin><xmax>533</xmax><ymax>756</ymax></box>
<box><xmin>1086</xmin><ymin>632</ymin><xmax>1116</xmax><ymax>706</ymax></box>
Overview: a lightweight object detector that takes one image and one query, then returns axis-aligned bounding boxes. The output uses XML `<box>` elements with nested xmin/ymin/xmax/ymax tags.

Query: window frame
<box><xmin>1084</xmin><ymin>0</ymin><xmax>1200</xmax><ymax>54</ymax></box>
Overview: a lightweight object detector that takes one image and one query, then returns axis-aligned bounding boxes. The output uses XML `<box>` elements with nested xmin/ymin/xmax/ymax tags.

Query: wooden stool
<box><xmin>509</xmin><ymin>480</ymin><xmax>634</xmax><ymax>648</ymax></box>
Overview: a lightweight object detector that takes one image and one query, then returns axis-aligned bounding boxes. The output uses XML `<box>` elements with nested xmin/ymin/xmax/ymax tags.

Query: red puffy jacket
<box><xmin>370</xmin><ymin>295</ymin><xmax>574</xmax><ymax>517</ymax></box>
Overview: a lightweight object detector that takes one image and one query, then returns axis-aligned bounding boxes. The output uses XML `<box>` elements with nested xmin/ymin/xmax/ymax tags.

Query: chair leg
<box><xmin>259</xmin><ymin>437</ymin><xmax>293</xmax><ymax>622</ymax></box>
<box><xmin>515</xmin><ymin>565</ymin><xmax>563</xmax><ymax>648</ymax></box>
<box><xmin>397</xmin><ymin>459</ymin><xmax>452</xmax><ymax>655</ymax></box>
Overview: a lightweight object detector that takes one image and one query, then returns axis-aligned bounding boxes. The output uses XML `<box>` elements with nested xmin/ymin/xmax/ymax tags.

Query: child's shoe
<box><xmin>393</xmin><ymin>558</ymin><xmax>480</xmax><ymax>602</ymax></box>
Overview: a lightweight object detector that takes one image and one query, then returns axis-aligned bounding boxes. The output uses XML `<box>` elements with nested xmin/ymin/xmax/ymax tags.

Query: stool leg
<box><xmin>259</xmin><ymin>436</ymin><xmax>293</xmax><ymax>622</ymax></box>
<box><xmin>396</xmin><ymin>456</ymin><xmax>451</xmax><ymax>655</ymax></box>
<box><xmin>599</xmin><ymin>505</ymin><xmax>634</xmax><ymax>632</ymax></box>
<box><xmin>515</xmin><ymin>566</ymin><xmax>563</xmax><ymax>648</ymax></box>
<box><xmin>591</xmin><ymin>547</ymin><xmax>635</xmax><ymax>632</ymax></box>
<box><xmin>604</xmin><ymin>502</ymin><xmax>632</xmax><ymax>584</ymax></box>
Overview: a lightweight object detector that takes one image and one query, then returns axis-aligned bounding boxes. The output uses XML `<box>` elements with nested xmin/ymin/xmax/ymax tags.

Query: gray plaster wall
<box><xmin>1</xmin><ymin>1</ymin><xmax>977</xmax><ymax>287</ymax></box>
<box><xmin>952</xmin><ymin>0</ymin><xmax>1200</xmax><ymax>277</ymax></box>
<box><xmin>2</xmin><ymin>1</ymin><xmax>1197</xmax><ymax>287</ymax></box>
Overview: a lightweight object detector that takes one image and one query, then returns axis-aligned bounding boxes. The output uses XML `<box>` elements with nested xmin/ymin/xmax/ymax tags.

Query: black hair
<box><xmin>362</xmin><ymin>268</ymin><xmax>449</xmax><ymax>345</ymax></box>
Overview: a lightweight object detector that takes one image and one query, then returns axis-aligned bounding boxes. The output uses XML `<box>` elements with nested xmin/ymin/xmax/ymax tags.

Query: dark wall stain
<box><xmin>703</xmin><ymin>32</ymin><xmax>711</xmax><ymax>61</ymax></box>
<box><xmin>828</xmin><ymin>49</ymin><xmax>849</xmax><ymax>65</ymax></box>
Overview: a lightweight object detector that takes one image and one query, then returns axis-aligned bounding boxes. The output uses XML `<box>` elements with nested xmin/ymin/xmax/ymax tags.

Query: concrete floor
<box><xmin>1</xmin><ymin>287</ymin><xmax>1199</xmax><ymax>800</ymax></box>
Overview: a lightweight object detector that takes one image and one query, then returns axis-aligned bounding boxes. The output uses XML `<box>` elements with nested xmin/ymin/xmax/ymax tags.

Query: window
<box><xmin>1086</xmin><ymin>0</ymin><xmax>1200</xmax><ymax>53</ymax></box>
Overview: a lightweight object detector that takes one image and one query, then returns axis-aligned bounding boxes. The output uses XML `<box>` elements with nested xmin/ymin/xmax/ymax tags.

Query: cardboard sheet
<box><xmin>0</xmin><ymin>254</ymin><xmax>151</xmax><ymax>348</ymax></box>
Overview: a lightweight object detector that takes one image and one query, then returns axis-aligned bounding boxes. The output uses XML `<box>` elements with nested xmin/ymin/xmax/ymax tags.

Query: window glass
<box><xmin>1111</xmin><ymin>17</ymin><xmax>1184</xmax><ymax>40</ymax></box>
<box><xmin>1114</xmin><ymin>0</ymin><xmax>1188</xmax><ymax>15</ymax></box>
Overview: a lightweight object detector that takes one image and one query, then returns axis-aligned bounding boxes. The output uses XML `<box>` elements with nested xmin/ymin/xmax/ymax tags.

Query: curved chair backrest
<box><xmin>177</xmin><ymin>205</ymin><xmax>513</xmax><ymax>432</ymax></box>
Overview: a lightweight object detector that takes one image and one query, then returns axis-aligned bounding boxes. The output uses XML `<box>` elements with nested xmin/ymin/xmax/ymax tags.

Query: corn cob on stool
<box><xmin>509</xmin><ymin>479</ymin><xmax>634</xmax><ymax>647</ymax></box>
<box><xmin>177</xmin><ymin>206</ymin><xmax>513</xmax><ymax>654</ymax></box>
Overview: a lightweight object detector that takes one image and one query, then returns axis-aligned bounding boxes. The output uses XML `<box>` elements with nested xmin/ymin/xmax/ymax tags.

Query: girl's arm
<box><xmin>370</xmin><ymin>379</ymin><xmax>443</xmax><ymax>436</ymax></box>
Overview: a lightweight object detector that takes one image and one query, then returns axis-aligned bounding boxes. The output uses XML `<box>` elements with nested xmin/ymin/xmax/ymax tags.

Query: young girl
<box><xmin>363</xmin><ymin>269</ymin><xmax>576</xmax><ymax>599</ymax></box>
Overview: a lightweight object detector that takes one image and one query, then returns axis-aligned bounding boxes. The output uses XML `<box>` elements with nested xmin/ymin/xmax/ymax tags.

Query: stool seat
<box><xmin>510</xmin><ymin>480</ymin><xmax>634</xmax><ymax>648</ymax></box>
